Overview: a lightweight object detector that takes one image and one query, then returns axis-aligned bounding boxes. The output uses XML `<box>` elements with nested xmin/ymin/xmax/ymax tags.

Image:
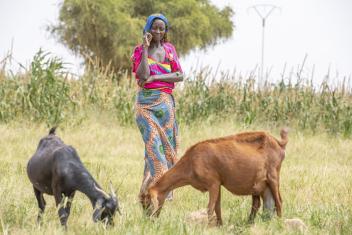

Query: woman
<box><xmin>131</xmin><ymin>14</ymin><xmax>184</xmax><ymax>198</ymax></box>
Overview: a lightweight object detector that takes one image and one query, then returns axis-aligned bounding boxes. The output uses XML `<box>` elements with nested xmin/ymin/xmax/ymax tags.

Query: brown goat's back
<box><xmin>180</xmin><ymin>130</ymin><xmax>287</xmax><ymax>196</ymax></box>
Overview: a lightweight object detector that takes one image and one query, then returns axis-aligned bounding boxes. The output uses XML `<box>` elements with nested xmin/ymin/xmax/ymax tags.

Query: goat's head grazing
<box><xmin>138</xmin><ymin>173</ymin><xmax>166</xmax><ymax>217</ymax></box>
<box><xmin>139</xmin><ymin>173</ymin><xmax>157</xmax><ymax>216</ymax></box>
<box><xmin>93</xmin><ymin>184</ymin><xmax>120</xmax><ymax>225</ymax></box>
<box><xmin>139</xmin><ymin>190</ymin><xmax>152</xmax><ymax>215</ymax></box>
<box><xmin>139</xmin><ymin>186</ymin><xmax>165</xmax><ymax>217</ymax></box>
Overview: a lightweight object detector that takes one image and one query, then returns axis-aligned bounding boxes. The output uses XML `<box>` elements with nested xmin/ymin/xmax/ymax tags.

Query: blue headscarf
<box><xmin>143</xmin><ymin>13</ymin><xmax>169</xmax><ymax>34</ymax></box>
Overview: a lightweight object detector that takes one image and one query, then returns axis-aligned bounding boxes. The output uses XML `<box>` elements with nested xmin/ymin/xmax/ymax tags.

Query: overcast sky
<box><xmin>1</xmin><ymin>0</ymin><xmax>351</xmax><ymax>84</ymax></box>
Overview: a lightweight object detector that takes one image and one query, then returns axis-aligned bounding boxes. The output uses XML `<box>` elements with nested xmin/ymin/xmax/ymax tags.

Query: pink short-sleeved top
<box><xmin>131</xmin><ymin>42</ymin><xmax>183</xmax><ymax>94</ymax></box>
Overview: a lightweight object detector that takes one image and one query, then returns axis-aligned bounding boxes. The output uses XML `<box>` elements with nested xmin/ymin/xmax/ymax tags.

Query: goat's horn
<box><xmin>109</xmin><ymin>181</ymin><xmax>116</xmax><ymax>198</ymax></box>
<box><xmin>94</xmin><ymin>183</ymin><xmax>110</xmax><ymax>199</ymax></box>
<box><xmin>140</xmin><ymin>173</ymin><xmax>152</xmax><ymax>194</ymax></box>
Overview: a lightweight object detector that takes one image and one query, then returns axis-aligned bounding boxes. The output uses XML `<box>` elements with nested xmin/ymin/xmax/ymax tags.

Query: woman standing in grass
<box><xmin>131</xmin><ymin>14</ymin><xmax>184</xmax><ymax>199</ymax></box>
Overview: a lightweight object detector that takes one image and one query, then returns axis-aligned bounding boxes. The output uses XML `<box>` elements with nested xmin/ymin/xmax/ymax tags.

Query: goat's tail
<box><xmin>278</xmin><ymin>127</ymin><xmax>289</xmax><ymax>149</ymax></box>
<box><xmin>49</xmin><ymin>127</ymin><xmax>57</xmax><ymax>135</ymax></box>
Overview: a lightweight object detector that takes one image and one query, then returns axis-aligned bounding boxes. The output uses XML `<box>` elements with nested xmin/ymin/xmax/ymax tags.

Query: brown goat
<box><xmin>140</xmin><ymin>128</ymin><xmax>288</xmax><ymax>226</ymax></box>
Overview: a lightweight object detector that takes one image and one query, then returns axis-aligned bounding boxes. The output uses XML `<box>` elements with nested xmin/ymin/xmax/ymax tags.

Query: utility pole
<box><xmin>248</xmin><ymin>4</ymin><xmax>280</xmax><ymax>88</ymax></box>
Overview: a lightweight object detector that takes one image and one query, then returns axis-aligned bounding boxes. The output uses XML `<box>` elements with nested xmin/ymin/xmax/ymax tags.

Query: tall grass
<box><xmin>179</xmin><ymin>74</ymin><xmax>352</xmax><ymax>136</ymax></box>
<box><xmin>0</xmin><ymin>50</ymin><xmax>76</xmax><ymax>125</ymax></box>
<box><xmin>0</xmin><ymin>50</ymin><xmax>351</xmax><ymax>136</ymax></box>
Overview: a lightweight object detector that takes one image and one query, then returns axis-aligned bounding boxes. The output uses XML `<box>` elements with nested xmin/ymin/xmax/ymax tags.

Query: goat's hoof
<box><xmin>247</xmin><ymin>219</ymin><xmax>255</xmax><ymax>224</ymax></box>
<box><xmin>216</xmin><ymin>221</ymin><xmax>223</xmax><ymax>227</ymax></box>
<box><xmin>36</xmin><ymin>219</ymin><xmax>42</xmax><ymax>225</ymax></box>
<box><xmin>60</xmin><ymin>224</ymin><xmax>68</xmax><ymax>231</ymax></box>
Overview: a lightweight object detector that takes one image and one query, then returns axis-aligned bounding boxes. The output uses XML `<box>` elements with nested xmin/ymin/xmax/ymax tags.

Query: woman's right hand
<box><xmin>143</xmin><ymin>32</ymin><xmax>152</xmax><ymax>48</ymax></box>
<box><xmin>137</xmin><ymin>78</ymin><xmax>146</xmax><ymax>87</ymax></box>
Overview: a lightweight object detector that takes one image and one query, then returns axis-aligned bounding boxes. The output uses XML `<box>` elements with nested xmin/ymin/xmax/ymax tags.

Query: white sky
<box><xmin>1</xmin><ymin>0</ymin><xmax>352</xmax><ymax>84</ymax></box>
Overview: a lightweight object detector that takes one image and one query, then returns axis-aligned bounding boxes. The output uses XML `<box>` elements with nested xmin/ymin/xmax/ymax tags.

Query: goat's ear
<box><xmin>92</xmin><ymin>199</ymin><xmax>105</xmax><ymax>222</ymax></box>
<box><xmin>92</xmin><ymin>208</ymin><xmax>104</xmax><ymax>222</ymax></box>
<box><xmin>150</xmin><ymin>191</ymin><xmax>159</xmax><ymax>217</ymax></box>
<box><xmin>140</xmin><ymin>173</ymin><xmax>152</xmax><ymax>195</ymax></box>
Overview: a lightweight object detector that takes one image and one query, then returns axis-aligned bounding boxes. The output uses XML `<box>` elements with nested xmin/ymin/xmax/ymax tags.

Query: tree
<box><xmin>50</xmin><ymin>0</ymin><xmax>234</xmax><ymax>71</ymax></box>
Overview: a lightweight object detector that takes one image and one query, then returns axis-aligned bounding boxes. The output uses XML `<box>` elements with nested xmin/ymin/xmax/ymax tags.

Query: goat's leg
<box><xmin>278</xmin><ymin>178</ymin><xmax>283</xmax><ymax>204</ymax></box>
<box><xmin>268</xmin><ymin>175</ymin><xmax>282</xmax><ymax>217</ymax></box>
<box><xmin>214</xmin><ymin>187</ymin><xmax>222</xmax><ymax>226</ymax></box>
<box><xmin>54</xmin><ymin>194</ymin><xmax>69</xmax><ymax>227</ymax></box>
<box><xmin>248</xmin><ymin>195</ymin><xmax>261</xmax><ymax>223</ymax></box>
<box><xmin>33</xmin><ymin>186</ymin><xmax>46</xmax><ymax>224</ymax></box>
<box><xmin>53</xmin><ymin>184</ymin><xmax>69</xmax><ymax>228</ymax></box>
<box><xmin>207</xmin><ymin>184</ymin><xmax>220</xmax><ymax>227</ymax></box>
<box><xmin>64</xmin><ymin>192</ymin><xmax>75</xmax><ymax>219</ymax></box>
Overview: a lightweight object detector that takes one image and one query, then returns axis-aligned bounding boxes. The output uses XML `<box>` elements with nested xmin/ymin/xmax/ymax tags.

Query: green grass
<box><xmin>1</xmin><ymin>116</ymin><xmax>351</xmax><ymax>235</ymax></box>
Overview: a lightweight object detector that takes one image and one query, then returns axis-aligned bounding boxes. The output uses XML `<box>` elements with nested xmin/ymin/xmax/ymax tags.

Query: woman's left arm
<box><xmin>146</xmin><ymin>43</ymin><xmax>184</xmax><ymax>83</ymax></box>
<box><xmin>147</xmin><ymin>72</ymin><xmax>184</xmax><ymax>83</ymax></box>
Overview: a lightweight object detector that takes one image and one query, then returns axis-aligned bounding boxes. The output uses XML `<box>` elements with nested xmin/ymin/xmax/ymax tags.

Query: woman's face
<box><xmin>150</xmin><ymin>19</ymin><xmax>166</xmax><ymax>42</ymax></box>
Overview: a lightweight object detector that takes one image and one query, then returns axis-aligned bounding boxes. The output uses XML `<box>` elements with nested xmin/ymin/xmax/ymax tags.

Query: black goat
<box><xmin>27</xmin><ymin>127</ymin><xmax>120</xmax><ymax>227</ymax></box>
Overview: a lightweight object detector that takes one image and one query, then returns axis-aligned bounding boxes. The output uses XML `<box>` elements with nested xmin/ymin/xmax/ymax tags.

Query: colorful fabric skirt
<box><xmin>135</xmin><ymin>89</ymin><xmax>179</xmax><ymax>186</ymax></box>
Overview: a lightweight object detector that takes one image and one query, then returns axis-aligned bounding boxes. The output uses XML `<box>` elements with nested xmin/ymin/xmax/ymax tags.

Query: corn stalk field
<box><xmin>0</xmin><ymin>51</ymin><xmax>352</xmax><ymax>234</ymax></box>
<box><xmin>1</xmin><ymin>51</ymin><xmax>352</xmax><ymax>136</ymax></box>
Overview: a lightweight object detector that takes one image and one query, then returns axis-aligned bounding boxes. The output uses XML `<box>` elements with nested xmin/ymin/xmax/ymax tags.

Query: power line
<box><xmin>248</xmin><ymin>4</ymin><xmax>280</xmax><ymax>87</ymax></box>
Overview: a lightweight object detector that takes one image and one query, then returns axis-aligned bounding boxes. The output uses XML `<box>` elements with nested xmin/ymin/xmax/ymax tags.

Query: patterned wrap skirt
<box><xmin>135</xmin><ymin>89</ymin><xmax>179</xmax><ymax>188</ymax></box>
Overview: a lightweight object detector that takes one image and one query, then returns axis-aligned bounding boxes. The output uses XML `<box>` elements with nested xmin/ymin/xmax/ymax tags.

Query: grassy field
<box><xmin>1</xmin><ymin>115</ymin><xmax>351</xmax><ymax>235</ymax></box>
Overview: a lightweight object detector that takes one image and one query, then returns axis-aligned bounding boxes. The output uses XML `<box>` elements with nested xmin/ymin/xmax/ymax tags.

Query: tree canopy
<box><xmin>50</xmin><ymin>0</ymin><xmax>234</xmax><ymax>71</ymax></box>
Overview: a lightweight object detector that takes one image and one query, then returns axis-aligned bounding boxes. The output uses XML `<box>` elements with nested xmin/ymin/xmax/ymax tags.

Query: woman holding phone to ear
<box><xmin>131</xmin><ymin>14</ymin><xmax>184</xmax><ymax>199</ymax></box>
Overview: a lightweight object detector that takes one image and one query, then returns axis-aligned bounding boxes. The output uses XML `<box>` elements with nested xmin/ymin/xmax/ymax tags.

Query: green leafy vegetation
<box><xmin>1</xmin><ymin>50</ymin><xmax>351</xmax><ymax>136</ymax></box>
